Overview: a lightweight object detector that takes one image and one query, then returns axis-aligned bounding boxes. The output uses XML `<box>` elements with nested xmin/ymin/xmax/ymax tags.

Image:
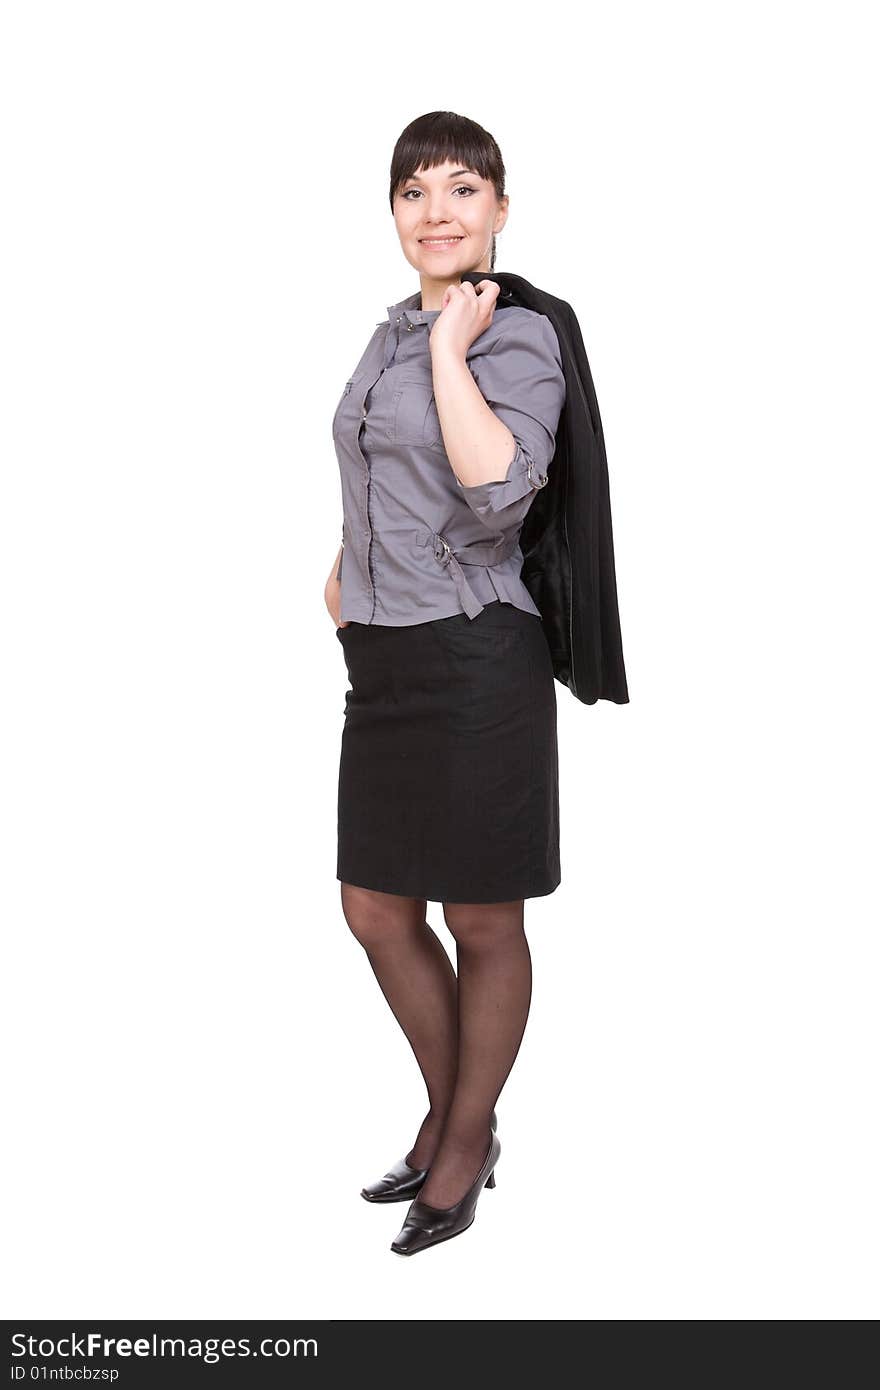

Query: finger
<box><xmin>438</xmin><ymin>282</ymin><xmax>469</xmax><ymax>309</ymax></box>
<box><xmin>439</xmin><ymin>283</ymin><xmax>468</xmax><ymax>313</ymax></box>
<box><xmin>474</xmin><ymin>279</ymin><xmax>501</xmax><ymax>304</ymax></box>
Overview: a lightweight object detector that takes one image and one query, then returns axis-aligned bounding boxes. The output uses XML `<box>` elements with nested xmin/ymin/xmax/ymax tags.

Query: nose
<box><xmin>422</xmin><ymin>201</ymin><xmax>456</xmax><ymax>223</ymax></box>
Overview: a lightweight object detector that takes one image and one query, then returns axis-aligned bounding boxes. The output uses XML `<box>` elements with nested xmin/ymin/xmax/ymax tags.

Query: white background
<box><xmin>2</xmin><ymin>0</ymin><xmax>877</xmax><ymax>1320</ymax></box>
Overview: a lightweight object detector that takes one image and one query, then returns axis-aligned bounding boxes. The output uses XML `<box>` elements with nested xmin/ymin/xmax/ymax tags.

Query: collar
<box><xmin>385</xmin><ymin>290</ymin><xmax>443</xmax><ymax>326</ymax></box>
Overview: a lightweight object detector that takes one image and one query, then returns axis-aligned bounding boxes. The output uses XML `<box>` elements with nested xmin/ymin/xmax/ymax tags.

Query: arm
<box><xmin>430</xmin><ymin>346</ymin><xmax>518</xmax><ymax>489</ymax></box>
<box><xmin>431</xmin><ymin>313</ymin><xmax>566</xmax><ymax>532</ymax></box>
<box><xmin>324</xmin><ymin>542</ymin><xmax>346</xmax><ymax>626</ymax></box>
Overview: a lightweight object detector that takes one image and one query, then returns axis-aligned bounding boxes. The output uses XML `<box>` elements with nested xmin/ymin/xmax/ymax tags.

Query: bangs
<box><xmin>390</xmin><ymin>112</ymin><xmax>505</xmax><ymax>207</ymax></box>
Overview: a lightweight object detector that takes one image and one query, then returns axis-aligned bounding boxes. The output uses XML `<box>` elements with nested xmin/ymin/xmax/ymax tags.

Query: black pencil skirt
<box><xmin>335</xmin><ymin>598</ymin><xmax>561</xmax><ymax>904</ymax></box>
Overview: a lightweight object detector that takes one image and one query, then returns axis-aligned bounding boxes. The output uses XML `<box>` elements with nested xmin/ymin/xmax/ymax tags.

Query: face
<box><xmin>392</xmin><ymin>160</ymin><xmax>508</xmax><ymax>280</ymax></box>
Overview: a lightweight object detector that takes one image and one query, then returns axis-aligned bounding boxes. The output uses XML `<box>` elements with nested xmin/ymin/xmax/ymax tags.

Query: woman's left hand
<box><xmin>429</xmin><ymin>279</ymin><xmax>500</xmax><ymax>361</ymax></box>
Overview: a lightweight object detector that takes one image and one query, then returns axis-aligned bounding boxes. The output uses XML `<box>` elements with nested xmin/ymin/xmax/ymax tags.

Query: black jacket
<box><xmin>459</xmin><ymin>270</ymin><xmax>629</xmax><ymax>706</ymax></box>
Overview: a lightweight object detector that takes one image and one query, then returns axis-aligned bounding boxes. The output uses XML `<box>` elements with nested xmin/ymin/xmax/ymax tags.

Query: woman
<box><xmin>325</xmin><ymin>111</ymin><xmax>566</xmax><ymax>1257</ymax></box>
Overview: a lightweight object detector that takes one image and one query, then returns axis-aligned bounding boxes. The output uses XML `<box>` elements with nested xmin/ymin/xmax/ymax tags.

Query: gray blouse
<box><xmin>332</xmin><ymin>289</ymin><xmax>566</xmax><ymax>626</ymax></box>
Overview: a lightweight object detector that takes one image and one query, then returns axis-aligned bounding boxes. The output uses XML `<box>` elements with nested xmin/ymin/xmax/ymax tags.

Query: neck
<box><xmin>419</xmin><ymin>263</ymin><xmax>492</xmax><ymax>312</ymax></box>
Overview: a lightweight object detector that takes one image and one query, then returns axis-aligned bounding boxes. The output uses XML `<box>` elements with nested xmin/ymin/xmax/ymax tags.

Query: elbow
<box><xmin>455</xmin><ymin>439</ymin><xmax>549</xmax><ymax>531</ymax></box>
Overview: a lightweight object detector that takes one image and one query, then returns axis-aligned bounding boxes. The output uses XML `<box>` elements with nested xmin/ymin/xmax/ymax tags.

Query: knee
<box><xmin>341</xmin><ymin>883</ymin><xmax>424</xmax><ymax>951</ymax></box>
<box><xmin>442</xmin><ymin>900</ymin><xmax>524</xmax><ymax>951</ymax></box>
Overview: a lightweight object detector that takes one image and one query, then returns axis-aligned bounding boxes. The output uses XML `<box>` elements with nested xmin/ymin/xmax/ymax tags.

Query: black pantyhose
<box><xmin>341</xmin><ymin>884</ymin><xmax>532</xmax><ymax>1210</ymax></box>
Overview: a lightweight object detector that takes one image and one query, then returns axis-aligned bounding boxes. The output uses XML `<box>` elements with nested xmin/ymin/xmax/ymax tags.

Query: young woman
<box><xmin>325</xmin><ymin>111</ymin><xmax>566</xmax><ymax>1256</ymax></box>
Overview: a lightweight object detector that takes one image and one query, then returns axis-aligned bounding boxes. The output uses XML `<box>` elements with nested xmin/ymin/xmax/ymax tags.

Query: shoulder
<box><xmin>344</xmin><ymin>321</ymin><xmax>386</xmax><ymax>379</ymax></box>
<box><xmin>485</xmin><ymin>304</ymin><xmax>548</xmax><ymax>335</ymax></box>
<box><xmin>468</xmin><ymin>306</ymin><xmax>563</xmax><ymax>372</ymax></box>
<box><xmin>484</xmin><ymin>306</ymin><xmax>560</xmax><ymax>352</ymax></box>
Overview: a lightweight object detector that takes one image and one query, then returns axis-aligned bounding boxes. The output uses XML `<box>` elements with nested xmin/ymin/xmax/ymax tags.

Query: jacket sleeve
<box><xmin>455</xmin><ymin>312</ymin><xmax>566</xmax><ymax>531</ymax></box>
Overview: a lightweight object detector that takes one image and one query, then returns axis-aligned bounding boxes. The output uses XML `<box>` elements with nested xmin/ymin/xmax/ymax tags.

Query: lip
<box><xmin>419</xmin><ymin>236</ymin><xmax>464</xmax><ymax>246</ymax></box>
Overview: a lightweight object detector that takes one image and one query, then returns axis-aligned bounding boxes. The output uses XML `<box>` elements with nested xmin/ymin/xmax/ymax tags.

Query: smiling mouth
<box><xmin>419</xmin><ymin>236</ymin><xmax>464</xmax><ymax>246</ymax></box>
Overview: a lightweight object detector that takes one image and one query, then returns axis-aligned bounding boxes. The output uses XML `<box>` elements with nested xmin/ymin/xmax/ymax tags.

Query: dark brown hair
<box><xmin>389</xmin><ymin>111</ymin><xmax>507</xmax><ymax>271</ymax></box>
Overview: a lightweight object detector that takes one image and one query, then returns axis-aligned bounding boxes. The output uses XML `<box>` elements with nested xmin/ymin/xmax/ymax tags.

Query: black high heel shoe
<box><xmin>360</xmin><ymin>1109</ymin><xmax>497</xmax><ymax>1204</ymax></box>
<box><xmin>389</xmin><ymin>1127</ymin><xmax>501</xmax><ymax>1256</ymax></box>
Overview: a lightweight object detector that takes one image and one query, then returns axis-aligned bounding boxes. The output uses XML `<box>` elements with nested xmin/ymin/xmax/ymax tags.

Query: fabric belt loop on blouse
<box><xmin>415</xmin><ymin>528</ymin><xmax>522</xmax><ymax>620</ymax></box>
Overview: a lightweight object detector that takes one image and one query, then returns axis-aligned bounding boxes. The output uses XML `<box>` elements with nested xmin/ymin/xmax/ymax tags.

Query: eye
<box><xmin>401</xmin><ymin>184</ymin><xmax>478</xmax><ymax>200</ymax></box>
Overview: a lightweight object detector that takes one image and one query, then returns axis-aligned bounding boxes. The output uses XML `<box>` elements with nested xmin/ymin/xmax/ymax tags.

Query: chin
<box><xmin>413</xmin><ymin>242</ymin><xmax>469</xmax><ymax>265</ymax></box>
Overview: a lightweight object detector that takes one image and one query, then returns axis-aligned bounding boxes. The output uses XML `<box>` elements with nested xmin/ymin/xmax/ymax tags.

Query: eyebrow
<box><xmin>403</xmin><ymin>169</ymin><xmax>479</xmax><ymax>184</ymax></box>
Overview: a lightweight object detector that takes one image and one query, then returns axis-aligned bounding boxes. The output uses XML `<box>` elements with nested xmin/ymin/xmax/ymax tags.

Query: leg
<box><xmin>417</xmin><ymin>898</ymin><xmax>532</xmax><ymax>1209</ymax></box>
<box><xmin>340</xmin><ymin>882</ymin><xmax>459</xmax><ymax>1167</ymax></box>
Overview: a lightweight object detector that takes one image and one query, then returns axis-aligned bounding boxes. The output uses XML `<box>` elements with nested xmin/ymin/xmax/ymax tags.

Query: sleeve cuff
<box><xmin>455</xmin><ymin>440</ymin><xmax>549</xmax><ymax>525</ymax></box>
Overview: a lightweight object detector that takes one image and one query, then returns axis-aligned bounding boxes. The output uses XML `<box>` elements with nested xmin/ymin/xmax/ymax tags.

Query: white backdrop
<box><xmin>2</xmin><ymin>0</ymin><xmax>877</xmax><ymax>1320</ymax></box>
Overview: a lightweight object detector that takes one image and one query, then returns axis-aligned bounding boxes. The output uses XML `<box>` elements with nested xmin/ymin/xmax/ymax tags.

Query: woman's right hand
<box><xmin>325</xmin><ymin>545</ymin><xmax>349</xmax><ymax>628</ymax></box>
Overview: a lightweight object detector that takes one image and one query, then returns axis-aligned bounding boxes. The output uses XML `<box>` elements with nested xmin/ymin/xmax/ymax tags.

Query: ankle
<box><xmin>433</xmin><ymin>1125</ymin><xmax>492</xmax><ymax>1158</ymax></box>
<box><xmin>424</xmin><ymin>1102</ymin><xmax>453</xmax><ymax>1129</ymax></box>
<box><xmin>406</xmin><ymin>1108</ymin><xmax>449</xmax><ymax>1168</ymax></box>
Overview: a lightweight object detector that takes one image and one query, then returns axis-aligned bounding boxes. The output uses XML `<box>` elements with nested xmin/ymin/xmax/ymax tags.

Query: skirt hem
<box><xmin>336</xmin><ymin>869</ymin><xmax>562</xmax><ymax>905</ymax></box>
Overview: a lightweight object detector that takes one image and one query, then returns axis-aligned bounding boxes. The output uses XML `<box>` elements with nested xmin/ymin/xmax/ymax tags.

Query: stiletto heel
<box><xmin>485</xmin><ymin>1170</ymin><xmax>496</xmax><ymax>1188</ymax></box>
<box><xmin>361</xmin><ymin>1108</ymin><xmax>497</xmax><ymax>1203</ymax></box>
<box><xmin>390</xmin><ymin>1128</ymin><xmax>501</xmax><ymax>1256</ymax></box>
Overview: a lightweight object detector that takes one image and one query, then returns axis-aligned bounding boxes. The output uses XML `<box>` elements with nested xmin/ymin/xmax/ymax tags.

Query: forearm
<box><xmin>431</xmin><ymin>348</ymin><xmax>516</xmax><ymax>488</ymax></box>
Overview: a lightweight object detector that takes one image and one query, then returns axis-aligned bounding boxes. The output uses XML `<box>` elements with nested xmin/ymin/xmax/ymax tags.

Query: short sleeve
<box><xmin>455</xmin><ymin>313</ymin><xmax>566</xmax><ymax>531</ymax></box>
